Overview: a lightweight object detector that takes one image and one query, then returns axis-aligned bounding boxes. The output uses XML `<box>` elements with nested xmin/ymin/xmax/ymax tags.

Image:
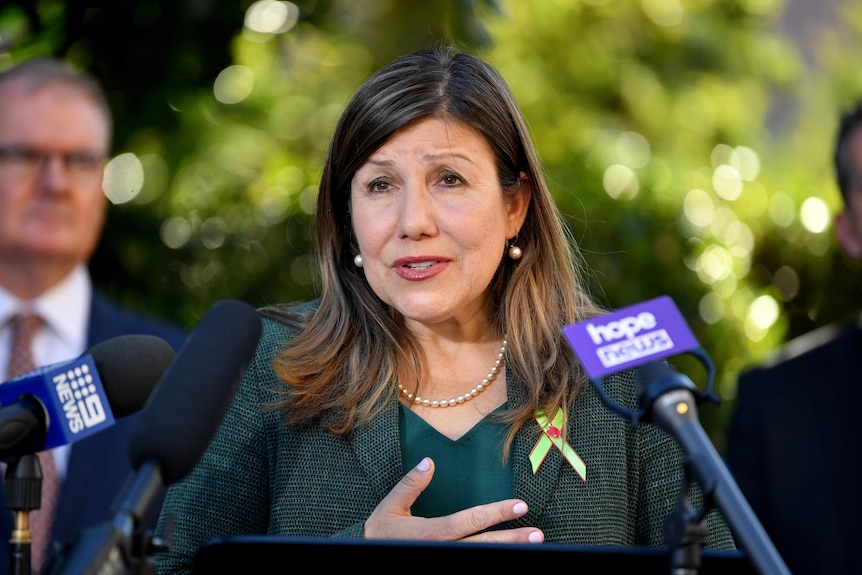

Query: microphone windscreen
<box><xmin>85</xmin><ymin>335</ymin><xmax>176</xmax><ymax>418</ymax></box>
<box><xmin>636</xmin><ymin>360</ymin><xmax>674</xmax><ymax>383</ymax></box>
<box><xmin>128</xmin><ymin>299</ymin><xmax>262</xmax><ymax>485</ymax></box>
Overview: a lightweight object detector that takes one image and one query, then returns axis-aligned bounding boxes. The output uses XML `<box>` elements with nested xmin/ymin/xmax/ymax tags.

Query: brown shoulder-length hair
<box><xmin>262</xmin><ymin>46</ymin><xmax>602</xmax><ymax>445</ymax></box>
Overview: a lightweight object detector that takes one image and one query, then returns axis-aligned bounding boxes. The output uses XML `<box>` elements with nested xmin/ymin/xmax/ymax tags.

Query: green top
<box><xmin>399</xmin><ymin>403</ymin><xmax>513</xmax><ymax>518</ymax></box>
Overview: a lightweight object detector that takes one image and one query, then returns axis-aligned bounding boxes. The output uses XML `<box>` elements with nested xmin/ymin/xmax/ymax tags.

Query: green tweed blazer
<box><xmin>155</xmin><ymin>314</ymin><xmax>735</xmax><ymax>574</ymax></box>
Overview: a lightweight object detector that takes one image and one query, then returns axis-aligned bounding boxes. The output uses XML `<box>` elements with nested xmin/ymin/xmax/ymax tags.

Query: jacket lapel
<box><xmin>350</xmin><ymin>393</ymin><xmax>405</xmax><ymax>502</ymax></box>
<box><xmin>507</xmin><ymin>368</ymin><xmax>562</xmax><ymax>526</ymax></box>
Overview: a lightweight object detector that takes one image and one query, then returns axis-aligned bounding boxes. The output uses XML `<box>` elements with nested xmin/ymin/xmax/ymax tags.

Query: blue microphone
<box><xmin>0</xmin><ymin>334</ymin><xmax>176</xmax><ymax>459</ymax></box>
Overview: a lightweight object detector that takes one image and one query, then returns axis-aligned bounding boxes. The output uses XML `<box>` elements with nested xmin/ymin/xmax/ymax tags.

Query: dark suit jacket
<box><xmin>725</xmin><ymin>315</ymin><xmax>862</xmax><ymax>575</ymax></box>
<box><xmin>0</xmin><ymin>293</ymin><xmax>188</xmax><ymax>574</ymax></box>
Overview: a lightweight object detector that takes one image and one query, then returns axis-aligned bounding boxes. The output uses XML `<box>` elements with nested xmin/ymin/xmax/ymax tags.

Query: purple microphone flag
<box><xmin>563</xmin><ymin>295</ymin><xmax>700</xmax><ymax>379</ymax></box>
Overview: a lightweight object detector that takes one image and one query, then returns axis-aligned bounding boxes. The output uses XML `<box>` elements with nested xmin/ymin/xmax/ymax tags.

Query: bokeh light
<box><xmin>683</xmin><ymin>188</ymin><xmax>715</xmax><ymax>228</ymax></box>
<box><xmin>800</xmin><ymin>196</ymin><xmax>831</xmax><ymax>233</ymax></box>
<box><xmin>735</xmin><ymin>146</ymin><xmax>761</xmax><ymax>181</ymax></box>
<box><xmin>772</xmin><ymin>265</ymin><xmax>800</xmax><ymax>302</ymax></box>
<box><xmin>641</xmin><ymin>0</ymin><xmax>684</xmax><ymax>27</ymax></box>
<box><xmin>745</xmin><ymin>294</ymin><xmax>780</xmax><ymax>341</ymax></box>
<box><xmin>603</xmin><ymin>164</ymin><xmax>639</xmax><ymax>200</ymax></box>
<box><xmin>102</xmin><ymin>153</ymin><xmax>144</xmax><ymax>204</ymax></box>
<box><xmin>769</xmin><ymin>192</ymin><xmax>796</xmax><ymax>227</ymax></box>
<box><xmin>214</xmin><ymin>65</ymin><xmax>254</xmax><ymax>104</ymax></box>
<box><xmin>699</xmin><ymin>291</ymin><xmax>725</xmax><ymax>324</ymax></box>
<box><xmin>713</xmin><ymin>164</ymin><xmax>743</xmax><ymax>201</ymax></box>
<box><xmin>161</xmin><ymin>216</ymin><xmax>192</xmax><ymax>249</ymax></box>
<box><xmin>697</xmin><ymin>244</ymin><xmax>733</xmax><ymax>284</ymax></box>
<box><xmin>244</xmin><ymin>1</ymin><xmax>300</xmax><ymax>34</ymax></box>
<box><xmin>616</xmin><ymin>131</ymin><xmax>651</xmax><ymax>168</ymax></box>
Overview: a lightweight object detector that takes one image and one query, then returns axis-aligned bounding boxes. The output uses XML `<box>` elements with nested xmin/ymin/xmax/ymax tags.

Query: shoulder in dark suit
<box><xmin>0</xmin><ymin>292</ymin><xmax>188</xmax><ymax>573</ymax></box>
<box><xmin>725</xmin><ymin>314</ymin><xmax>862</xmax><ymax>575</ymax></box>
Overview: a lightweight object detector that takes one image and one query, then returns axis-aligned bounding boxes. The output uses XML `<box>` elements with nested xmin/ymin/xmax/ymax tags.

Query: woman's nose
<box><xmin>396</xmin><ymin>185</ymin><xmax>438</xmax><ymax>239</ymax></box>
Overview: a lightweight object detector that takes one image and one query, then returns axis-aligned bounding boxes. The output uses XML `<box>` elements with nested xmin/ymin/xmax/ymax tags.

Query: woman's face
<box><xmin>350</xmin><ymin>117</ymin><xmax>530</xmax><ymax>330</ymax></box>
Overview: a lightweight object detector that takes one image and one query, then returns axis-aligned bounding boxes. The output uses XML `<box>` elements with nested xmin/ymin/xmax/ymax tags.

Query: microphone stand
<box><xmin>4</xmin><ymin>453</ymin><xmax>41</xmax><ymax>575</ymax></box>
<box><xmin>588</xmin><ymin>351</ymin><xmax>790</xmax><ymax>575</ymax></box>
<box><xmin>45</xmin><ymin>460</ymin><xmax>167</xmax><ymax>575</ymax></box>
<box><xmin>1</xmin><ymin>399</ymin><xmax>53</xmax><ymax>575</ymax></box>
<box><xmin>636</xmin><ymin>359</ymin><xmax>791</xmax><ymax>575</ymax></box>
<box><xmin>663</xmin><ymin>459</ymin><xmax>709</xmax><ymax>575</ymax></box>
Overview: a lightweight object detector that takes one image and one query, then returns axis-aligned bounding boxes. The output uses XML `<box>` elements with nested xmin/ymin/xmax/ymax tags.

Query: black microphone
<box><xmin>46</xmin><ymin>298</ymin><xmax>262</xmax><ymax>575</ymax></box>
<box><xmin>127</xmin><ymin>298</ymin><xmax>262</xmax><ymax>485</ymax></box>
<box><xmin>0</xmin><ymin>334</ymin><xmax>176</xmax><ymax>460</ymax></box>
<box><xmin>563</xmin><ymin>295</ymin><xmax>790</xmax><ymax>575</ymax></box>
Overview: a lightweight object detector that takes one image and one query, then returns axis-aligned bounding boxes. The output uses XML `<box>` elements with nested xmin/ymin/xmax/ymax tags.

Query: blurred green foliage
<box><xmin>1</xmin><ymin>0</ymin><xmax>860</xmax><ymax>449</ymax></box>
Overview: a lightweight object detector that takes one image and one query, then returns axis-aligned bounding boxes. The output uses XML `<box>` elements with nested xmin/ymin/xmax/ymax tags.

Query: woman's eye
<box><xmin>368</xmin><ymin>179</ymin><xmax>391</xmax><ymax>193</ymax></box>
<box><xmin>441</xmin><ymin>173</ymin><xmax>462</xmax><ymax>186</ymax></box>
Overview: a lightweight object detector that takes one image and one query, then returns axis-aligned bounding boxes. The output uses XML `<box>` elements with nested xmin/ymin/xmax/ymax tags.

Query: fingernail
<box><xmin>416</xmin><ymin>457</ymin><xmax>431</xmax><ymax>471</ymax></box>
<box><xmin>529</xmin><ymin>531</ymin><xmax>544</xmax><ymax>544</ymax></box>
<box><xmin>512</xmin><ymin>502</ymin><xmax>528</xmax><ymax>515</ymax></box>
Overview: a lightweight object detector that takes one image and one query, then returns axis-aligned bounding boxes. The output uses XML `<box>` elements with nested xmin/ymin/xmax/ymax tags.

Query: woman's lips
<box><xmin>393</xmin><ymin>257</ymin><xmax>449</xmax><ymax>281</ymax></box>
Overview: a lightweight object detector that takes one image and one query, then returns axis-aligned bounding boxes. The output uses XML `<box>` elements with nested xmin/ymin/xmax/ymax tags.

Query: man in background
<box><xmin>0</xmin><ymin>58</ymin><xmax>187</xmax><ymax>572</ymax></box>
<box><xmin>725</xmin><ymin>99</ymin><xmax>862</xmax><ymax>575</ymax></box>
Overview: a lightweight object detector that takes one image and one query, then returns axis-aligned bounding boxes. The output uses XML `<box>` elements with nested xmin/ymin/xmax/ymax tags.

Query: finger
<box><xmin>384</xmin><ymin>456</ymin><xmax>435</xmax><ymax>512</ymax></box>
<box><xmin>364</xmin><ymin>457</ymin><xmax>435</xmax><ymax>538</ymax></box>
<box><xmin>431</xmin><ymin>499</ymin><xmax>531</xmax><ymax>540</ymax></box>
<box><xmin>465</xmin><ymin>527</ymin><xmax>545</xmax><ymax>544</ymax></box>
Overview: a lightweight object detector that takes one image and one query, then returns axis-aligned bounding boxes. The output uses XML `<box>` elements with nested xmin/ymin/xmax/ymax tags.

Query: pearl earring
<box><xmin>508</xmin><ymin>242</ymin><xmax>522</xmax><ymax>260</ymax></box>
<box><xmin>353</xmin><ymin>254</ymin><xmax>364</xmax><ymax>268</ymax></box>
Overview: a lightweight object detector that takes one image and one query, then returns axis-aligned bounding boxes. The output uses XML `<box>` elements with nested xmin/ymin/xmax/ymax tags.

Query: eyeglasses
<box><xmin>0</xmin><ymin>145</ymin><xmax>106</xmax><ymax>185</ymax></box>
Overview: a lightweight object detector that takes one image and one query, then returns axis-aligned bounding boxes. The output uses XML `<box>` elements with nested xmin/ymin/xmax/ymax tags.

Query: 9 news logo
<box><xmin>52</xmin><ymin>362</ymin><xmax>108</xmax><ymax>434</ymax></box>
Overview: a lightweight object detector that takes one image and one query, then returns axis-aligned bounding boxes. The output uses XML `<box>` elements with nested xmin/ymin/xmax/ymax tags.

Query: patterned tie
<box><xmin>5</xmin><ymin>313</ymin><xmax>60</xmax><ymax>572</ymax></box>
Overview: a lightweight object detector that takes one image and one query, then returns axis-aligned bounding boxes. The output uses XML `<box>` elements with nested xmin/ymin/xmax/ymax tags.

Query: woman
<box><xmin>155</xmin><ymin>46</ymin><xmax>734</xmax><ymax>573</ymax></box>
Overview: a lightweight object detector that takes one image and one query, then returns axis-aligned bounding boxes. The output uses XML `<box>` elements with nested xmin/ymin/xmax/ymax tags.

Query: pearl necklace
<box><xmin>398</xmin><ymin>340</ymin><xmax>507</xmax><ymax>408</ymax></box>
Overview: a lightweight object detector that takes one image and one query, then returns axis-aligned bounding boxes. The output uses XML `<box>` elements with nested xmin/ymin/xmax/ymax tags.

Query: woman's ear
<box><xmin>507</xmin><ymin>173</ymin><xmax>532</xmax><ymax>235</ymax></box>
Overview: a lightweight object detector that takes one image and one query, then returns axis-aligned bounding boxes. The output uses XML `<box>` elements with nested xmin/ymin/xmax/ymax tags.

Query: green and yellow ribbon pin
<box><xmin>529</xmin><ymin>408</ymin><xmax>586</xmax><ymax>481</ymax></box>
